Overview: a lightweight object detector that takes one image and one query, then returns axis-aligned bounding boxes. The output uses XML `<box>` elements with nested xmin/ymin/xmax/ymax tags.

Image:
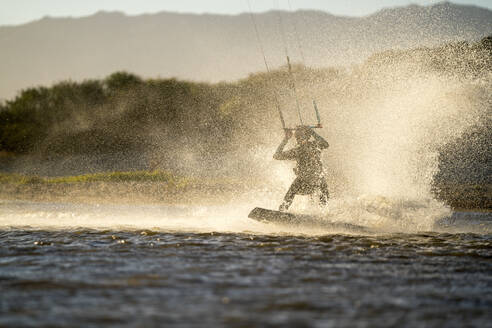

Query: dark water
<box><xmin>1</xmin><ymin>223</ymin><xmax>491</xmax><ymax>327</ymax></box>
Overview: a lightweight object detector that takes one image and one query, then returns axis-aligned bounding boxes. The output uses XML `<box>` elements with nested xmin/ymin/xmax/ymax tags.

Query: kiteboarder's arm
<box><xmin>311</xmin><ymin>129</ymin><xmax>329</xmax><ymax>149</ymax></box>
<box><xmin>273</xmin><ymin>130</ymin><xmax>295</xmax><ymax>160</ymax></box>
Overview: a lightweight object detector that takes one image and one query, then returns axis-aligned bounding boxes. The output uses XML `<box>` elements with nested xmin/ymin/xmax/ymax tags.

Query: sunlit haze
<box><xmin>1</xmin><ymin>0</ymin><xmax>492</xmax><ymax>26</ymax></box>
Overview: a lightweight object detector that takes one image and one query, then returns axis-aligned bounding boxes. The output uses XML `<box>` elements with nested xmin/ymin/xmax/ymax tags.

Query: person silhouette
<box><xmin>273</xmin><ymin>126</ymin><xmax>330</xmax><ymax>211</ymax></box>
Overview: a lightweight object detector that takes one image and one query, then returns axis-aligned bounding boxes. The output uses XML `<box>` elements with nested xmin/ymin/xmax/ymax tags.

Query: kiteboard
<box><xmin>248</xmin><ymin>207</ymin><xmax>371</xmax><ymax>233</ymax></box>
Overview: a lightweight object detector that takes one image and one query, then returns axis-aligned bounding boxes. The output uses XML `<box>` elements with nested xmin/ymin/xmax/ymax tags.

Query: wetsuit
<box><xmin>274</xmin><ymin>129</ymin><xmax>330</xmax><ymax>211</ymax></box>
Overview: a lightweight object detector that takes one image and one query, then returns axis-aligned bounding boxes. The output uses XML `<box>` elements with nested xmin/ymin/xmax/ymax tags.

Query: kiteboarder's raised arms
<box><xmin>274</xmin><ymin>127</ymin><xmax>328</xmax><ymax>161</ymax></box>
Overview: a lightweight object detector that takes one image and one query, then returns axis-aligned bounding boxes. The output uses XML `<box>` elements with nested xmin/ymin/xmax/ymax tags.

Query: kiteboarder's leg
<box><xmin>279</xmin><ymin>178</ymin><xmax>301</xmax><ymax>211</ymax></box>
<box><xmin>319</xmin><ymin>178</ymin><xmax>330</xmax><ymax>205</ymax></box>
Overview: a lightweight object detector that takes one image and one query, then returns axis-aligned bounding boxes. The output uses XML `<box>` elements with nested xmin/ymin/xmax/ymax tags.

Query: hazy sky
<box><xmin>1</xmin><ymin>0</ymin><xmax>491</xmax><ymax>26</ymax></box>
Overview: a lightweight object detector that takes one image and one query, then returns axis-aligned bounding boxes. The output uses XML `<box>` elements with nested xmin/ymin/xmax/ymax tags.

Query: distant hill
<box><xmin>0</xmin><ymin>1</ymin><xmax>491</xmax><ymax>99</ymax></box>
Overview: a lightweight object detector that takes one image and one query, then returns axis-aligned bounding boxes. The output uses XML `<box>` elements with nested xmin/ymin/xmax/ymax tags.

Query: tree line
<box><xmin>0</xmin><ymin>36</ymin><xmax>490</xmax><ymax>184</ymax></box>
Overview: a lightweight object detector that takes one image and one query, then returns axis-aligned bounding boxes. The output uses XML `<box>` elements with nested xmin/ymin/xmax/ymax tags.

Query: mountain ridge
<box><xmin>2</xmin><ymin>1</ymin><xmax>490</xmax><ymax>27</ymax></box>
<box><xmin>0</xmin><ymin>1</ymin><xmax>491</xmax><ymax>99</ymax></box>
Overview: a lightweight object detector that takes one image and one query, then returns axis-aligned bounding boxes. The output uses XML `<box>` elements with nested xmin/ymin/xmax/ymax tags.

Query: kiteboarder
<box><xmin>274</xmin><ymin>126</ymin><xmax>330</xmax><ymax>211</ymax></box>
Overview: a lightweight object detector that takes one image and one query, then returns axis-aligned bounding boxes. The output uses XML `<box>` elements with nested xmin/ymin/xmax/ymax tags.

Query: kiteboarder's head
<box><xmin>295</xmin><ymin>126</ymin><xmax>311</xmax><ymax>144</ymax></box>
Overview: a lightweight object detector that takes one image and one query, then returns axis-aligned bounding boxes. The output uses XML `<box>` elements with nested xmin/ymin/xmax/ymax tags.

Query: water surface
<box><xmin>0</xmin><ymin>201</ymin><xmax>491</xmax><ymax>327</ymax></box>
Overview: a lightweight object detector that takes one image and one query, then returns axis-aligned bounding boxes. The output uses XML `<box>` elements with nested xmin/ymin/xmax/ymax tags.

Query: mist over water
<box><xmin>3</xmin><ymin>50</ymin><xmax>490</xmax><ymax>234</ymax></box>
<box><xmin>238</xmin><ymin>50</ymin><xmax>490</xmax><ymax>232</ymax></box>
<box><xmin>322</xmin><ymin>70</ymin><xmax>482</xmax><ymax>197</ymax></box>
<box><xmin>1</xmin><ymin>199</ymin><xmax>490</xmax><ymax>237</ymax></box>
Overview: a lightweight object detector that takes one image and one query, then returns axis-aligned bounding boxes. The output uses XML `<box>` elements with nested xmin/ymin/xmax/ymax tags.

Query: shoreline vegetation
<box><xmin>0</xmin><ymin>171</ymin><xmax>251</xmax><ymax>205</ymax></box>
<box><xmin>0</xmin><ymin>172</ymin><xmax>490</xmax><ymax>211</ymax></box>
<box><xmin>0</xmin><ymin>171</ymin><xmax>278</xmax><ymax>206</ymax></box>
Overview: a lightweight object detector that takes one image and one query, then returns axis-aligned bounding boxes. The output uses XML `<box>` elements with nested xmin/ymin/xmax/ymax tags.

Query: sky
<box><xmin>0</xmin><ymin>0</ymin><xmax>491</xmax><ymax>26</ymax></box>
